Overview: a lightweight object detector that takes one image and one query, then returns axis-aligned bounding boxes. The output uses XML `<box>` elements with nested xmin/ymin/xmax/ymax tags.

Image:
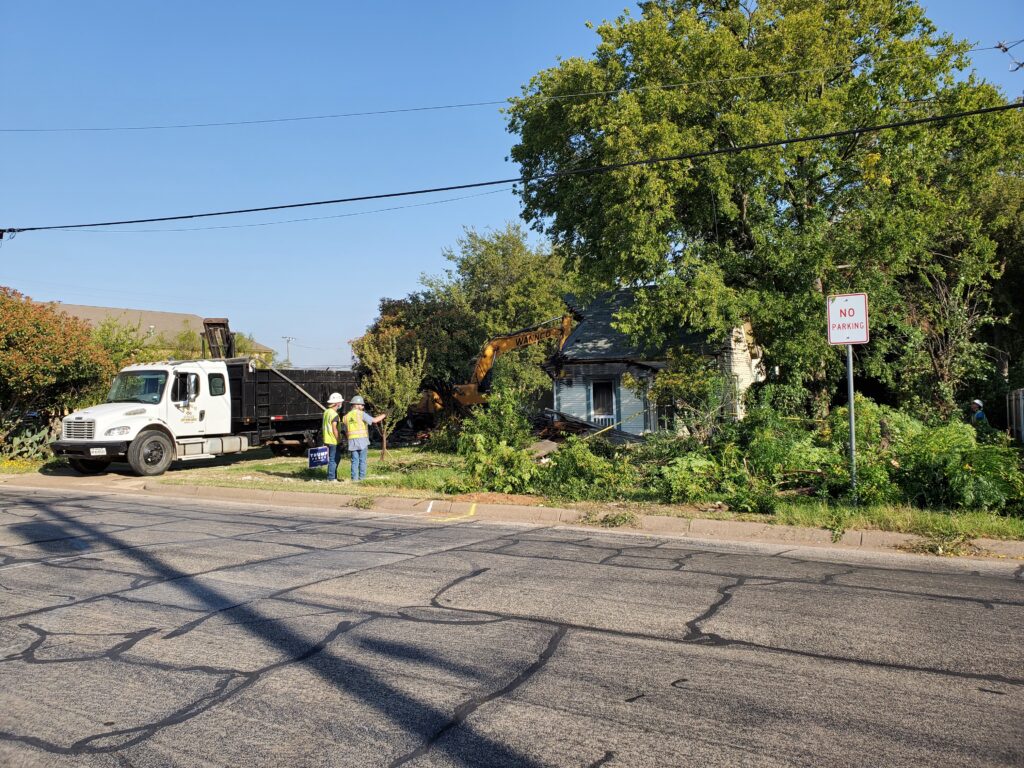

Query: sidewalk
<box><xmin>2</xmin><ymin>471</ymin><xmax>1022</xmax><ymax>559</ymax></box>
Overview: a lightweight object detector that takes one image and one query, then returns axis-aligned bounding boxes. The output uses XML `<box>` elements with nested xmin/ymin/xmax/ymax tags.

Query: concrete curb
<box><xmin>629</xmin><ymin>516</ymin><xmax>922</xmax><ymax>551</ymax></box>
<box><xmin>3</xmin><ymin>474</ymin><xmax>1023</xmax><ymax>559</ymax></box>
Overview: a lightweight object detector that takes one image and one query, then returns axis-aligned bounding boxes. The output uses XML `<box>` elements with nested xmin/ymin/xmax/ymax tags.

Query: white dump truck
<box><xmin>51</xmin><ymin>358</ymin><xmax>357</xmax><ymax>476</ymax></box>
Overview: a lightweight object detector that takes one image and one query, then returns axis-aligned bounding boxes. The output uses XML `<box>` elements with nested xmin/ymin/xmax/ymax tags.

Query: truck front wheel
<box><xmin>127</xmin><ymin>431</ymin><xmax>174</xmax><ymax>476</ymax></box>
<box><xmin>68</xmin><ymin>458</ymin><xmax>111</xmax><ymax>475</ymax></box>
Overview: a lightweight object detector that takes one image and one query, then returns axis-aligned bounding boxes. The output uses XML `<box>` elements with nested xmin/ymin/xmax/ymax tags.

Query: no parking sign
<box><xmin>827</xmin><ymin>293</ymin><xmax>869</xmax><ymax>345</ymax></box>
<box><xmin>827</xmin><ymin>293</ymin><xmax>869</xmax><ymax>500</ymax></box>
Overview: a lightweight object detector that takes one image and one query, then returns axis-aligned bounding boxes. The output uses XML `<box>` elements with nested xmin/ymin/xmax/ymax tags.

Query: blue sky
<box><xmin>1</xmin><ymin>1</ymin><xmax>1021</xmax><ymax>366</ymax></box>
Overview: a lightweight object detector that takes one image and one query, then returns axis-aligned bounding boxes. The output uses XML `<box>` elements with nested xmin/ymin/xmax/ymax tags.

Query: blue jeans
<box><xmin>327</xmin><ymin>444</ymin><xmax>341</xmax><ymax>481</ymax></box>
<box><xmin>350</xmin><ymin>447</ymin><xmax>368</xmax><ymax>481</ymax></box>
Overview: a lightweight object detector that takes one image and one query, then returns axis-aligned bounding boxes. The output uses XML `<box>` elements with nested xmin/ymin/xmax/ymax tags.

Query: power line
<box><xmin>63</xmin><ymin>188</ymin><xmax>511</xmax><ymax>233</ymax></box>
<box><xmin>3</xmin><ymin>101</ymin><xmax>1021</xmax><ymax>236</ymax></box>
<box><xmin>0</xmin><ymin>43</ymin><xmax>1010</xmax><ymax>134</ymax></box>
<box><xmin>996</xmin><ymin>39</ymin><xmax>1024</xmax><ymax>72</ymax></box>
<box><xmin>0</xmin><ymin>99</ymin><xmax>511</xmax><ymax>133</ymax></box>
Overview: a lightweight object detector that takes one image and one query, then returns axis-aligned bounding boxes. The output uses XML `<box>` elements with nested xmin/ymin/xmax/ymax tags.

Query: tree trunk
<box><xmin>809</xmin><ymin>275</ymin><xmax>831</xmax><ymax>418</ymax></box>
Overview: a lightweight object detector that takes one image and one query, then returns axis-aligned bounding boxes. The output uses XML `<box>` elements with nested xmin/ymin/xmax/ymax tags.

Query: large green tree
<box><xmin>360</xmin><ymin>223</ymin><xmax>577</xmax><ymax>399</ymax></box>
<box><xmin>979</xmin><ymin>174</ymin><xmax>1024</xmax><ymax>381</ymax></box>
<box><xmin>507</xmin><ymin>0</ymin><xmax>1022</xmax><ymax>418</ymax></box>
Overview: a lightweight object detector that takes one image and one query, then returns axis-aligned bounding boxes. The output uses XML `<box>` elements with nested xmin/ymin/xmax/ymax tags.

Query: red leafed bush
<box><xmin>0</xmin><ymin>287</ymin><xmax>113</xmax><ymax>433</ymax></box>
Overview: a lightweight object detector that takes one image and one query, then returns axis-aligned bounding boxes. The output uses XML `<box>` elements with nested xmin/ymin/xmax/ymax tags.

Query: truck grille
<box><xmin>62</xmin><ymin>419</ymin><xmax>95</xmax><ymax>440</ymax></box>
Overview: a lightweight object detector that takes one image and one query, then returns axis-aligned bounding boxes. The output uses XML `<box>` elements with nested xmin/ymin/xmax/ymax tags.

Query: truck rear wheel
<box><xmin>128</xmin><ymin>431</ymin><xmax>174</xmax><ymax>476</ymax></box>
<box><xmin>68</xmin><ymin>458</ymin><xmax>111</xmax><ymax>475</ymax></box>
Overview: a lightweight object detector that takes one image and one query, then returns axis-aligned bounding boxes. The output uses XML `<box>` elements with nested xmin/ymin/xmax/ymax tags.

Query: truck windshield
<box><xmin>107</xmin><ymin>371</ymin><xmax>168</xmax><ymax>404</ymax></box>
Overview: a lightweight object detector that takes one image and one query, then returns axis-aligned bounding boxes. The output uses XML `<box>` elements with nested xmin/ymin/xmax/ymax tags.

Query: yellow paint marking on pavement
<box><xmin>431</xmin><ymin>502</ymin><xmax>477</xmax><ymax>523</ymax></box>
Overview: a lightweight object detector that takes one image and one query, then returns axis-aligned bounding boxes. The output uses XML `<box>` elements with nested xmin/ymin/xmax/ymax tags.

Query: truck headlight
<box><xmin>105</xmin><ymin>426</ymin><xmax>132</xmax><ymax>436</ymax></box>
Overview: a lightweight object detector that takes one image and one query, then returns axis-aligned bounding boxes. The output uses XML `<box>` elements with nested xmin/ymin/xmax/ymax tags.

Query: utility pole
<box><xmin>281</xmin><ymin>336</ymin><xmax>295</xmax><ymax>368</ymax></box>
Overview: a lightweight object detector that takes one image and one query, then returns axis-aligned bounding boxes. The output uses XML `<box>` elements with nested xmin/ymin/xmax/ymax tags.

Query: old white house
<box><xmin>548</xmin><ymin>290</ymin><xmax>763</xmax><ymax>436</ymax></box>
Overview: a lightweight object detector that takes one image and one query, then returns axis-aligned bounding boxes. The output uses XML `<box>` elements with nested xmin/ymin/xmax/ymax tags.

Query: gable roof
<box><xmin>46</xmin><ymin>303</ymin><xmax>275</xmax><ymax>354</ymax></box>
<box><xmin>558</xmin><ymin>289</ymin><xmax>713</xmax><ymax>363</ymax></box>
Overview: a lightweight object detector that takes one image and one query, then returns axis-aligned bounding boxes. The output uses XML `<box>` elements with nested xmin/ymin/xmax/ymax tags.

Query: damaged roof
<box><xmin>559</xmin><ymin>289</ymin><xmax>714</xmax><ymax>363</ymax></box>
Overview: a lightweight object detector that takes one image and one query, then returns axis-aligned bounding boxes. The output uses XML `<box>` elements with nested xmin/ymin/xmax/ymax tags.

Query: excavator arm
<box><xmin>453</xmin><ymin>314</ymin><xmax>574</xmax><ymax>405</ymax></box>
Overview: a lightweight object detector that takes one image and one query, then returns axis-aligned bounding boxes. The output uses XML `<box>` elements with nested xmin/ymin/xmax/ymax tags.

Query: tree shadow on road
<box><xmin>6</xmin><ymin>499</ymin><xmax>551</xmax><ymax>767</ymax></box>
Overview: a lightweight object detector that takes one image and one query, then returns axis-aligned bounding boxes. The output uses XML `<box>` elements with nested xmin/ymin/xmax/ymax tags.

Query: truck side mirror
<box><xmin>187</xmin><ymin>374</ymin><xmax>198</xmax><ymax>402</ymax></box>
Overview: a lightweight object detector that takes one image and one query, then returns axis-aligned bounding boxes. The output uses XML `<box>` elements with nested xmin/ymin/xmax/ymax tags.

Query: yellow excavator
<box><xmin>416</xmin><ymin>314</ymin><xmax>575</xmax><ymax>416</ymax></box>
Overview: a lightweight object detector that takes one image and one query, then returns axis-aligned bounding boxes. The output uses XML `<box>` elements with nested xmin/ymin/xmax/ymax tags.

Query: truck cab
<box><xmin>52</xmin><ymin>360</ymin><xmax>241</xmax><ymax>476</ymax></box>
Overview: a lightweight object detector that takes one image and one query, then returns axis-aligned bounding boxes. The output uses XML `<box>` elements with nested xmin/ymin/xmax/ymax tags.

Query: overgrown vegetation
<box><xmin>144</xmin><ymin>442</ymin><xmax>1024</xmax><ymax>541</ymax></box>
<box><xmin>454</xmin><ymin>376</ymin><xmax>538</xmax><ymax>493</ymax></box>
<box><xmin>452</xmin><ymin>381</ymin><xmax>1024</xmax><ymax>523</ymax></box>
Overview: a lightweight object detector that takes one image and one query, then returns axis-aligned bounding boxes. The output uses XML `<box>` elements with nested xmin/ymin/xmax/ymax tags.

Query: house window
<box><xmin>592</xmin><ymin>381</ymin><xmax>614</xmax><ymax>417</ymax></box>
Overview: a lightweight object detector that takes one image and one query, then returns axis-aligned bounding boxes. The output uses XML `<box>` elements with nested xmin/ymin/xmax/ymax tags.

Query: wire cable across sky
<box><xmin>2</xmin><ymin>101</ymin><xmax>1021</xmax><ymax>237</ymax></box>
<box><xmin>0</xmin><ymin>42</ymin><xmax>1014</xmax><ymax>134</ymax></box>
<box><xmin>64</xmin><ymin>188</ymin><xmax>514</xmax><ymax>234</ymax></box>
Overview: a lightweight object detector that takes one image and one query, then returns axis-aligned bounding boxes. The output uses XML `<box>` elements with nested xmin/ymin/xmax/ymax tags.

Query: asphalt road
<box><xmin>0</xmin><ymin>489</ymin><xmax>1020</xmax><ymax>767</ymax></box>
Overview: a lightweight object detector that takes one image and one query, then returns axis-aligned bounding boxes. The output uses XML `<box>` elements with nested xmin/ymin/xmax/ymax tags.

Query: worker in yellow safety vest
<box><xmin>343</xmin><ymin>395</ymin><xmax>385</xmax><ymax>482</ymax></box>
<box><xmin>322</xmin><ymin>392</ymin><xmax>344</xmax><ymax>481</ymax></box>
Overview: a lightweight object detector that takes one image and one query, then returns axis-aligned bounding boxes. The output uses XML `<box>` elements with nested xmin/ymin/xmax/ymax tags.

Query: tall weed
<box><xmin>538</xmin><ymin>436</ymin><xmax>634</xmax><ymax>501</ymax></box>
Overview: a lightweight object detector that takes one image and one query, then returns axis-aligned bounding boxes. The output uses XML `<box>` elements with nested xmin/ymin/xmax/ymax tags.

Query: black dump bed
<box><xmin>226</xmin><ymin>362</ymin><xmax>359</xmax><ymax>446</ymax></box>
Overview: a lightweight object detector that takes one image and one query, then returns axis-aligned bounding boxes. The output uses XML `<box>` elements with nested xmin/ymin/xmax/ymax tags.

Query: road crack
<box><xmin>388</xmin><ymin>625</ymin><xmax>568</xmax><ymax>767</ymax></box>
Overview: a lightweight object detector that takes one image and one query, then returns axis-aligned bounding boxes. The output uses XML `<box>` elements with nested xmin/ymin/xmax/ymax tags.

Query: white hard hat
<box><xmin>972</xmin><ymin>399</ymin><xmax>983</xmax><ymax>408</ymax></box>
<box><xmin>327</xmin><ymin>392</ymin><xmax>344</xmax><ymax>405</ymax></box>
<box><xmin>350</xmin><ymin>395</ymin><xmax>365</xmax><ymax>405</ymax></box>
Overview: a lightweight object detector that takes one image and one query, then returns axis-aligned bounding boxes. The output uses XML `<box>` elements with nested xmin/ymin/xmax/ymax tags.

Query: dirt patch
<box><xmin>451</xmin><ymin>492</ymin><xmax>546</xmax><ymax>506</ymax></box>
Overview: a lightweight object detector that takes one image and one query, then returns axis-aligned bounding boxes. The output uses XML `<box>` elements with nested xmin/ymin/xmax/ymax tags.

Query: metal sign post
<box><xmin>827</xmin><ymin>293</ymin><xmax>870</xmax><ymax>500</ymax></box>
<box><xmin>846</xmin><ymin>344</ymin><xmax>856</xmax><ymax>493</ymax></box>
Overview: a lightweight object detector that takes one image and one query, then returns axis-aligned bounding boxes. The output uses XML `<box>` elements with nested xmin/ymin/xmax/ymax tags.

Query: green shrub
<box><xmin>585</xmin><ymin>437</ymin><xmax>620</xmax><ymax>460</ymax></box>
<box><xmin>746</xmin><ymin>382</ymin><xmax>813</xmax><ymax>417</ymax></box>
<box><xmin>2</xmin><ymin>422</ymin><xmax>53</xmax><ymax>460</ymax></box>
<box><xmin>538</xmin><ymin>436</ymin><xmax>633</xmax><ymax>501</ymax></box>
<box><xmin>738</xmin><ymin>404</ymin><xmax>841</xmax><ymax>498</ymax></box>
<box><xmin>457</xmin><ymin>381</ymin><xmax>532</xmax><ymax>454</ymax></box>
<box><xmin>630</xmin><ymin>431</ymin><xmax>699</xmax><ymax>465</ymax></box>
<box><xmin>746</xmin><ymin>432</ymin><xmax>836</xmax><ymax>484</ymax></box>
<box><xmin>461</xmin><ymin>433</ymin><xmax>537</xmax><ymax>494</ymax></box>
<box><xmin>660</xmin><ymin>453</ymin><xmax>720</xmax><ymax>503</ymax></box>
<box><xmin>895</xmin><ymin>423</ymin><xmax>1024</xmax><ymax>511</ymax></box>
<box><xmin>827</xmin><ymin>396</ymin><xmax>923</xmax><ymax>455</ymax></box>
<box><xmin>424</xmin><ymin>417</ymin><xmax>461</xmax><ymax>454</ymax></box>
<box><xmin>440</xmin><ymin>476</ymin><xmax>474</xmax><ymax>494</ymax></box>
<box><xmin>724</xmin><ymin>479</ymin><xmax>778</xmax><ymax>515</ymax></box>
<box><xmin>821</xmin><ymin>397</ymin><xmax>915</xmax><ymax>505</ymax></box>
<box><xmin>823</xmin><ymin>456</ymin><xmax>902</xmax><ymax>506</ymax></box>
<box><xmin>453</xmin><ymin>380</ymin><xmax>539</xmax><ymax>494</ymax></box>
